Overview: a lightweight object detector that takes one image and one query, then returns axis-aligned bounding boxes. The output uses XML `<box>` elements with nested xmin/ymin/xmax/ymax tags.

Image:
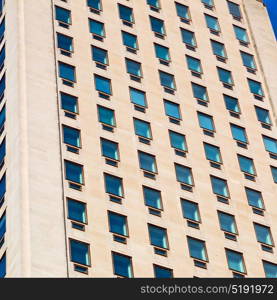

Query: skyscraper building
<box><xmin>0</xmin><ymin>0</ymin><xmax>277</xmax><ymax>278</ymax></box>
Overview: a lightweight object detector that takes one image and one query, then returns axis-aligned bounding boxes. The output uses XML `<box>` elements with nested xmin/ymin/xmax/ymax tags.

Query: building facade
<box><xmin>0</xmin><ymin>0</ymin><xmax>277</xmax><ymax>278</ymax></box>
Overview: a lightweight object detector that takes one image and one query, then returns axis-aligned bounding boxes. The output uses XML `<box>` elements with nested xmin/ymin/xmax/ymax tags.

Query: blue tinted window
<box><xmin>154</xmin><ymin>44</ymin><xmax>170</xmax><ymax>61</ymax></box>
<box><xmin>55</xmin><ymin>6</ymin><xmax>71</xmax><ymax>24</ymax></box>
<box><xmin>154</xmin><ymin>265</ymin><xmax>173</xmax><ymax>278</ymax></box>
<box><xmin>143</xmin><ymin>186</ymin><xmax>162</xmax><ymax>209</ymax></box>
<box><xmin>169</xmin><ymin>131</ymin><xmax>187</xmax><ymax>151</ymax></box>
<box><xmin>0</xmin><ymin>212</ymin><xmax>5</xmax><ymax>241</ymax></box>
<box><xmin>181</xmin><ymin>29</ymin><xmax>196</xmax><ymax>47</ymax></box>
<box><xmin>0</xmin><ymin>253</ymin><xmax>5</xmax><ymax>278</ymax></box>
<box><xmin>227</xmin><ymin>1</ymin><xmax>242</xmax><ymax>18</ymax></box>
<box><xmin>0</xmin><ymin>138</ymin><xmax>5</xmax><ymax>164</ymax></box>
<box><xmin>63</xmin><ymin>126</ymin><xmax>80</xmax><ymax>148</ymax></box>
<box><xmin>0</xmin><ymin>173</ymin><xmax>5</xmax><ymax>200</ymax></box>
<box><xmin>138</xmin><ymin>151</ymin><xmax>157</xmax><ymax>173</ymax></box>
<box><xmin>150</xmin><ymin>16</ymin><xmax>165</xmax><ymax>34</ymax></box>
<box><xmin>230</xmin><ymin>124</ymin><xmax>247</xmax><ymax>143</ymax></box>
<box><xmin>192</xmin><ymin>83</ymin><xmax>208</xmax><ymax>101</ymax></box>
<box><xmin>130</xmin><ymin>88</ymin><xmax>146</xmax><ymax>107</ymax></box>
<box><xmin>61</xmin><ymin>93</ymin><xmax>78</xmax><ymax>114</ymax></box>
<box><xmin>204</xmin><ymin>143</ymin><xmax>221</xmax><ymax>163</ymax></box>
<box><xmin>101</xmin><ymin>138</ymin><xmax>119</xmax><ymax>160</ymax></box>
<box><xmin>205</xmin><ymin>14</ymin><xmax>220</xmax><ymax>31</ymax></box>
<box><xmin>0</xmin><ymin>45</ymin><xmax>5</xmax><ymax>68</ymax></box>
<box><xmin>181</xmin><ymin>200</ymin><xmax>200</xmax><ymax>222</ymax></box>
<box><xmin>226</xmin><ymin>249</ymin><xmax>245</xmax><ymax>273</ymax></box>
<box><xmin>211</xmin><ymin>176</ymin><xmax>229</xmax><ymax>197</ymax></box>
<box><xmin>94</xmin><ymin>74</ymin><xmax>111</xmax><ymax>94</ymax></box>
<box><xmin>126</xmin><ymin>59</ymin><xmax>142</xmax><ymax>77</ymax></box>
<box><xmin>89</xmin><ymin>19</ymin><xmax>104</xmax><ymax>36</ymax></box>
<box><xmin>57</xmin><ymin>33</ymin><xmax>73</xmax><ymax>51</ymax></box>
<box><xmin>65</xmin><ymin>161</ymin><xmax>83</xmax><ymax>184</ymax></box>
<box><xmin>241</xmin><ymin>52</ymin><xmax>256</xmax><ymax>69</ymax></box>
<box><xmin>87</xmin><ymin>0</ymin><xmax>101</xmax><ymax>10</ymax></box>
<box><xmin>247</xmin><ymin>79</ymin><xmax>264</xmax><ymax>96</ymax></box>
<box><xmin>147</xmin><ymin>0</ymin><xmax>160</xmax><ymax>8</ymax></box>
<box><xmin>254</xmin><ymin>223</ymin><xmax>273</xmax><ymax>246</ymax></box>
<box><xmin>0</xmin><ymin>74</ymin><xmax>5</xmax><ymax>98</ymax></box>
<box><xmin>224</xmin><ymin>95</ymin><xmax>240</xmax><ymax>113</ymax></box>
<box><xmin>198</xmin><ymin>112</ymin><xmax>214</xmax><ymax>131</ymax></box>
<box><xmin>202</xmin><ymin>0</ymin><xmax>214</xmax><ymax>6</ymax></box>
<box><xmin>118</xmin><ymin>4</ymin><xmax>134</xmax><ymax>23</ymax></box>
<box><xmin>164</xmin><ymin>100</ymin><xmax>180</xmax><ymax>119</ymax></box>
<box><xmin>245</xmin><ymin>188</ymin><xmax>264</xmax><ymax>209</ymax></box>
<box><xmin>263</xmin><ymin>261</ymin><xmax>277</xmax><ymax>278</ymax></box>
<box><xmin>97</xmin><ymin>106</ymin><xmax>115</xmax><ymax>126</ymax></box>
<box><xmin>59</xmin><ymin>62</ymin><xmax>75</xmax><ymax>82</ymax></box>
<box><xmin>109</xmin><ymin>212</ymin><xmax>127</xmax><ymax>236</ymax></box>
<box><xmin>233</xmin><ymin>25</ymin><xmax>249</xmax><ymax>43</ymax></box>
<box><xmin>217</xmin><ymin>67</ymin><xmax>233</xmax><ymax>84</ymax></box>
<box><xmin>175</xmin><ymin>164</ymin><xmax>193</xmax><ymax>185</ymax></box>
<box><xmin>104</xmin><ymin>174</ymin><xmax>123</xmax><ymax>197</ymax></box>
<box><xmin>238</xmin><ymin>155</ymin><xmax>255</xmax><ymax>175</ymax></box>
<box><xmin>159</xmin><ymin>71</ymin><xmax>175</xmax><ymax>89</ymax></box>
<box><xmin>211</xmin><ymin>40</ymin><xmax>226</xmax><ymax>58</ymax></box>
<box><xmin>186</xmin><ymin>56</ymin><xmax>202</xmax><ymax>73</ymax></box>
<box><xmin>271</xmin><ymin>166</ymin><xmax>277</xmax><ymax>183</ymax></box>
<box><xmin>70</xmin><ymin>240</ymin><xmax>90</xmax><ymax>266</ymax></box>
<box><xmin>148</xmin><ymin>224</ymin><xmax>168</xmax><ymax>249</ymax></box>
<box><xmin>218</xmin><ymin>212</ymin><xmax>237</xmax><ymax>234</ymax></box>
<box><xmin>255</xmin><ymin>107</ymin><xmax>271</xmax><ymax>125</ymax></box>
<box><xmin>0</xmin><ymin>18</ymin><xmax>4</xmax><ymax>41</ymax></box>
<box><xmin>92</xmin><ymin>46</ymin><xmax>108</xmax><ymax>64</ymax></box>
<box><xmin>67</xmin><ymin>199</ymin><xmax>87</xmax><ymax>223</ymax></box>
<box><xmin>134</xmin><ymin>119</ymin><xmax>151</xmax><ymax>139</ymax></box>
<box><xmin>112</xmin><ymin>252</ymin><xmax>133</xmax><ymax>278</ymax></box>
<box><xmin>122</xmin><ymin>31</ymin><xmax>138</xmax><ymax>49</ymax></box>
<box><xmin>175</xmin><ymin>3</ymin><xmax>190</xmax><ymax>19</ymax></box>
<box><xmin>187</xmin><ymin>237</ymin><xmax>207</xmax><ymax>261</ymax></box>
<box><xmin>263</xmin><ymin>135</ymin><xmax>277</xmax><ymax>154</ymax></box>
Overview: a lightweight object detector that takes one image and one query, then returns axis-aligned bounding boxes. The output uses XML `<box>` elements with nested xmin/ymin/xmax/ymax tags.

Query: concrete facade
<box><xmin>0</xmin><ymin>0</ymin><xmax>277</xmax><ymax>277</ymax></box>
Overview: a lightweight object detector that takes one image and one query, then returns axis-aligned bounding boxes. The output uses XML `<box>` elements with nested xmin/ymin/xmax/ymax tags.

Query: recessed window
<box><xmin>147</xmin><ymin>0</ymin><xmax>160</xmax><ymax>10</ymax></box>
<box><xmin>262</xmin><ymin>135</ymin><xmax>277</xmax><ymax>157</ymax></box>
<box><xmin>169</xmin><ymin>130</ymin><xmax>187</xmax><ymax>153</ymax></box>
<box><xmin>97</xmin><ymin>105</ymin><xmax>116</xmax><ymax>128</ymax></box>
<box><xmin>0</xmin><ymin>211</ymin><xmax>6</xmax><ymax>246</ymax></box>
<box><xmin>63</xmin><ymin>125</ymin><xmax>81</xmax><ymax>152</ymax></box>
<box><xmin>92</xmin><ymin>46</ymin><xmax>108</xmax><ymax>65</ymax></box>
<box><xmin>104</xmin><ymin>173</ymin><xmax>123</xmax><ymax>198</ymax></box>
<box><xmin>87</xmin><ymin>0</ymin><xmax>102</xmax><ymax>11</ymax></box>
<box><xmin>118</xmin><ymin>4</ymin><xmax>134</xmax><ymax>25</ymax></box>
<box><xmin>154</xmin><ymin>43</ymin><xmax>170</xmax><ymax>63</ymax></box>
<box><xmin>218</xmin><ymin>211</ymin><xmax>238</xmax><ymax>235</ymax></box>
<box><xmin>89</xmin><ymin>19</ymin><xmax>105</xmax><ymax>38</ymax></box>
<box><xmin>143</xmin><ymin>186</ymin><xmax>162</xmax><ymax>210</ymax></box>
<box><xmin>204</xmin><ymin>143</ymin><xmax>222</xmax><ymax>165</ymax></box>
<box><xmin>164</xmin><ymin>100</ymin><xmax>181</xmax><ymax>122</ymax></box>
<box><xmin>175</xmin><ymin>2</ymin><xmax>191</xmax><ymax>23</ymax></box>
<box><xmin>205</xmin><ymin>14</ymin><xmax>220</xmax><ymax>33</ymax></box>
<box><xmin>0</xmin><ymin>173</ymin><xmax>6</xmax><ymax>204</ymax></box>
<box><xmin>154</xmin><ymin>265</ymin><xmax>173</xmax><ymax>278</ymax></box>
<box><xmin>55</xmin><ymin>6</ymin><xmax>71</xmax><ymax>26</ymax></box>
<box><xmin>67</xmin><ymin>199</ymin><xmax>87</xmax><ymax>224</ymax></box>
<box><xmin>125</xmin><ymin>58</ymin><xmax>142</xmax><ymax>79</ymax></box>
<box><xmin>210</xmin><ymin>175</ymin><xmax>229</xmax><ymax>198</ymax></box>
<box><xmin>224</xmin><ymin>95</ymin><xmax>240</xmax><ymax>115</ymax></box>
<box><xmin>108</xmin><ymin>211</ymin><xmax>128</xmax><ymax>237</ymax></box>
<box><xmin>233</xmin><ymin>25</ymin><xmax>249</xmax><ymax>44</ymax></box>
<box><xmin>263</xmin><ymin>261</ymin><xmax>277</xmax><ymax>278</ymax></box>
<box><xmin>138</xmin><ymin>151</ymin><xmax>157</xmax><ymax>174</ymax></box>
<box><xmin>94</xmin><ymin>74</ymin><xmax>112</xmax><ymax>96</ymax></box>
<box><xmin>211</xmin><ymin>40</ymin><xmax>227</xmax><ymax>59</ymax></box>
<box><xmin>58</xmin><ymin>62</ymin><xmax>76</xmax><ymax>83</ymax></box>
<box><xmin>134</xmin><ymin>118</ymin><xmax>152</xmax><ymax>140</ymax></box>
<box><xmin>0</xmin><ymin>253</ymin><xmax>5</xmax><ymax>278</ymax></box>
<box><xmin>202</xmin><ymin>0</ymin><xmax>214</xmax><ymax>8</ymax></box>
<box><xmin>70</xmin><ymin>239</ymin><xmax>90</xmax><ymax>267</ymax></box>
<box><xmin>112</xmin><ymin>252</ymin><xmax>133</xmax><ymax>278</ymax></box>
<box><xmin>159</xmin><ymin>71</ymin><xmax>176</xmax><ymax>90</ymax></box>
<box><xmin>245</xmin><ymin>187</ymin><xmax>265</xmax><ymax>211</ymax></box>
<box><xmin>237</xmin><ymin>154</ymin><xmax>256</xmax><ymax>177</ymax></box>
<box><xmin>122</xmin><ymin>31</ymin><xmax>138</xmax><ymax>50</ymax></box>
<box><xmin>217</xmin><ymin>67</ymin><xmax>234</xmax><ymax>87</ymax></box>
<box><xmin>230</xmin><ymin>123</ymin><xmax>248</xmax><ymax>145</ymax></box>
<box><xmin>187</xmin><ymin>237</ymin><xmax>208</xmax><ymax>263</ymax></box>
<box><xmin>255</xmin><ymin>106</ymin><xmax>271</xmax><ymax>127</ymax></box>
<box><xmin>61</xmin><ymin>92</ymin><xmax>78</xmax><ymax>116</ymax></box>
<box><xmin>197</xmin><ymin>112</ymin><xmax>215</xmax><ymax>133</ymax></box>
<box><xmin>192</xmin><ymin>83</ymin><xmax>208</xmax><ymax>104</ymax></box>
<box><xmin>225</xmin><ymin>249</ymin><xmax>246</xmax><ymax>274</ymax></box>
<box><xmin>65</xmin><ymin>161</ymin><xmax>84</xmax><ymax>186</ymax></box>
<box><xmin>241</xmin><ymin>51</ymin><xmax>256</xmax><ymax>70</ymax></box>
<box><xmin>186</xmin><ymin>56</ymin><xmax>202</xmax><ymax>76</ymax></box>
<box><xmin>227</xmin><ymin>1</ymin><xmax>242</xmax><ymax>20</ymax></box>
<box><xmin>148</xmin><ymin>224</ymin><xmax>169</xmax><ymax>249</ymax></box>
<box><xmin>254</xmin><ymin>223</ymin><xmax>273</xmax><ymax>247</ymax></box>
<box><xmin>101</xmin><ymin>138</ymin><xmax>119</xmax><ymax>161</ymax></box>
<box><xmin>175</xmin><ymin>163</ymin><xmax>194</xmax><ymax>188</ymax></box>
<box><xmin>271</xmin><ymin>166</ymin><xmax>277</xmax><ymax>183</ymax></box>
<box><xmin>57</xmin><ymin>33</ymin><xmax>73</xmax><ymax>53</ymax></box>
<box><xmin>150</xmin><ymin>16</ymin><xmax>165</xmax><ymax>36</ymax></box>
<box><xmin>181</xmin><ymin>28</ymin><xmax>196</xmax><ymax>48</ymax></box>
<box><xmin>129</xmin><ymin>87</ymin><xmax>147</xmax><ymax>108</ymax></box>
<box><xmin>181</xmin><ymin>199</ymin><xmax>201</xmax><ymax>223</ymax></box>
<box><xmin>0</xmin><ymin>138</ymin><xmax>5</xmax><ymax>166</ymax></box>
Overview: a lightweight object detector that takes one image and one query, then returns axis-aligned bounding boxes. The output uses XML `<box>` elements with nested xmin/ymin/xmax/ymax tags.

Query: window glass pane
<box><xmin>143</xmin><ymin>186</ymin><xmax>162</xmax><ymax>209</ymax></box>
<box><xmin>147</xmin><ymin>0</ymin><xmax>160</xmax><ymax>8</ymax></box>
<box><xmin>198</xmin><ymin>112</ymin><xmax>214</xmax><ymax>131</ymax></box>
<box><xmin>101</xmin><ymin>139</ymin><xmax>119</xmax><ymax>160</ymax></box>
<box><xmin>126</xmin><ymin>59</ymin><xmax>141</xmax><ymax>76</ymax></box>
<box><xmin>181</xmin><ymin>29</ymin><xmax>196</xmax><ymax>46</ymax></box>
<box><xmin>130</xmin><ymin>88</ymin><xmax>146</xmax><ymax>107</ymax></box>
<box><xmin>187</xmin><ymin>237</ymin><xmax>207</xmax><ymax>261</ymax></box>
<box><xmin>176</xmin><ymin>3</ymin><xmax>189</xmax><ymax>19</ymax></box>
<box><xmin>0</xmin><ymin>212</ymin><xmax>6</xmax><ymax>241</ymax></box>
<box><xmin>92</xmin><ymin>46</ymin><xmax>107</xmax><ymax>64</ymax></box>
<box><xmin>94</xmin><ymin>75</ymin><xmax>111</xmax><ymax>94</ymax></box>
<box><xmin>56</xmin><ymin>6</ymin><xmax>71</xmax><ymax>24</ymax></box>
<box><xmin>202</xmin><ymin>0</ymin><xmax>214</xmax><ymax>6</ymax></box>
<box><xmin>59</xmin><ymin>62</ymin><xmax>75</xmax><ymax>81</ymax></box>
<box><xmin>0</xmin><ymin>174</ymin><xmax>5</xmax><ymax>200</ymax></box>
<box><xmin>0</xmin><ymin>74</ymin><xmax>5</xmax><ymax>98</ymax></box>
<box><xmin>224</xmin><ymin>95</ymin><xmax>240</xmax><ymax>113</ymax></box>
<box><xmin>154</xmin><ymin>44</ymin><xmax>170</xmax><ymax>61</ymax></box>
<box><xmin>234</xmin><ymin>25</ymin><xmax>249</xmax><ymax>42</ymax></box>
<box><xmin>65</xmin><ymin>161</ymin><xmax>83</xmax><ymax>184</ymax></box>
<box><xmin>245</xmin><ymin>188</ymin><xmax>264</xmax><ymax>209</ymax></box>
<box><xmin>70</xmin><ymin>240</ymin><xmax>90</xmax><ymax>266</ymax></box>
<box><xmin>254</xmin><ymin>224</ymin><xmax>272</xmax><ymax>245</ymax></box>
<box><xmin>169</xmin><ymin>131</ymin><xmax>186</xmax><ymax>151</ymax></box>
<box><xmin>61</xmin><ymin>93</ymin><xmax>78</xmax><ymax>113</ymax></box>
<box><xmin>218</xmin><ymin>212</ymin><xmax>237</xmax><ymax>234</ymax></box>
<box><xmin>68</xmin><ymin>199</ymin><xmax>86</xmax><ymax>223</ymax></box>
<box><xmin>175</xmin><ymin>164</ymin><xmax>193</xmax><ymax>185</ymax></box>
<box><xmin>211</xmin><ymin>40</ymin><xmax>226</xmax><ymax>57</ymax></box>
<box><xmin>241</xmin><ymin>52</ymin><xmax>256</xmax><ymax>69</ymax></box>
<box><xmin>149</xmin><ymin>225</ymin><xmax>168</xmax><ymax>248</ymax></box>
<box><xmin>0</xmin><ymin>19</ymin><xmax>5</xmax><ymax>42</ymax></box>
<box><xmin>89</xmin><ymin>19</ymin><xmax>104</xmax><ymax>36</ymax></box>
<box><xmin>159</xmin><ymin>71</ymin><xmax>175</xmax><ymax>89</ymax></box>
<box><xmin>0</xmin><ymin>138</ymin><xmax>5</xmax><ymax>164</ymax></box>
<box><xmin>154</xmin><ymin>266</ymin><xmax>173</xmax><ymax>278</ymax></box>
<box><xmin>192</xmin><ymin>83</ymin><xmax>208</xmax><ymax>101</ymax></box>
<box><xmin>63</xmin><ymin>126</ymin><xmax>80</xmax><ymax>147</ymax></box>
<box><xmin>122</xmin><ymin>31</ymin><xmax>138</xmax><ymax>49</ymax></box>
<box><xmin>186</xmin><ymin>56</ymin><xmax>202</xmax><ymax>73</ymax></box>
<box><xmin>204</xmin><ymin>143</ymin><xmax>221</xmax><ymax>163</ymax></box>
<box><xmin>138</xmin><ymin>152</ymin><xmax>157</xmax><ymax>173</ymax></box>
<box><xmin>238</xmin><ymin>155</ymin><xmax>255</xmax><ymax>175</ymax></box>
<box><xmin>109</xmin><ymin>212</ymin><xmax>127</xmax><ymax>236</ymax></box>
<box><xmin>134</xmin><ymin>119</ymin><xmax>151</xmax><ymax>139</ymax></box>
<box><xmin>57</xmin><ymin>33</ymin><xmax>73</xmax><ymax>51</ymax></box>
<box><xmin>255</xmin><ymin>107</ymin><xmax>271</xmax><ymax>125</ymax></box>
<box><xmin>113</xmin><ymin>253</ymin><xmax>132</xmax><ymax>278</ymax></box>
<box><xmin>217</xmin><ymin>68</ymin><xmax>233</xmax><ymax>84</ymax></box>
<box><xmin>164</xmin><ymin>101</ymin><xmax>180</xmax><ymax>119</ymax></box>
<box><xmin>104</xmin><ymin>174</ymin><xmax>123</xmax><ymax>197</ymax></box>
<box><xmin>263</xmin><ymin>136</ymin><xmax>277</xmax><ymax>154</ymax></box>
<box><xmin>150</xmin><ymin>16</ymin><xmax>165</xmax><ymax>34</ymax></box>
<box><xmin>181</xmin><ymin>200</ymin><xmax>200</xmax><ymax>222</ymax></box>
<box><xmin>0</xmin><ymin>254</ymin><xmax>6</xmax><ymax>278</ymax></box>
<box><xmin>228</xmin><ymin>1</ymin><xmax>241</xmax><ymax>18</ymax></box>
<box><xmin>118</xmin><ymin>4</ymin><xmax>133</xmax><ymax>22</ymax></box>
<box><xmin>271</xmin><ymin>166</ymin><xmax>277</xmax><ymax>183</ymax></box>
<box><xmin>230</xmin><ymin>124</ymin><xmax>247</xmax><ymax>143</ymax></box>
<box><xmin>87</xmin><ymin>0</ymin><xmax>101</xmax><ymax>10</ymax></box>
<box><xmin>226</xmin><ymin>249</ymin><xmax>245</xmax><ymax>273</ymax></box>
<box><xmin>263</xmin><ymin>261</ymin><xmax>277</xmax><ymax>278</ymax></box>
<box><xmin>98</xmin><ymin>106</ymin><xmax>115</xmax><ymax>126</ymax></box>
<box><xmin>205</xmin><ymin>15</ymin><xmax>219</xmax><ymax>31</ymax></box>
<box><xmin>211</xmin><ymin>176</ymin><xmax>229</xmax><ymax>197</ymax></box>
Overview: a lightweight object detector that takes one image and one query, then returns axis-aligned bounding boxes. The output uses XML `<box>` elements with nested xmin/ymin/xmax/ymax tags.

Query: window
<box><xmin>97</xmin><ymin>105</ymin><xmax>115</xmax><ymax>127</ymax></box>
<box><xmin>0</xmin><ymin>253</ymin><xmax>5</xmax><ymax>278</ymax></box>
<box><xmin>70</xmin><ymin>239</ymin><xmax>90</xmax><ymax>266</ymax></box>
<box><xmin>211</xmin><ymin>40</ymin><xmax>227</xmax><ymax>58</ymax></box>
<box><xmin>205</xmin><ymin>14</ymin><xmax>220</xmax><ymax>33</ymax></box>
<box><xmin>0</xmin><ymin>105</ymin><xmax>5</xmax><ymax>132</ymax></box>
<box><xmin>187</xmin><ymin>237</ymin><xmax>208</xmax><ymax>261</ymax></box>
<box><xmin>164</xmin><ymin>100</ymin><xmax>181</xmax><ymax>120</ymax></box>
<box><xmin>202</xmin><ymin>0</ymin><xmax>214</xmax><ymax>8</ymax></box>
<box><xmin>237</xmin><ymin>155</ymin><xmax>256</xmax><ymax>176</ymax></box>
<box><xmin>148</xmin><ymin>224</ymin><xmax>168</xmax><ymax>249</ymax></box>
<box><xmin>143</xmin><ymin>186</ymin><xmax>162</xmax><ymax>210</ymax></box>
<box><xmin>134</xmin><ymin>119</ymin><xmax>152</xmax><ymax>139</ymax></box>
<box><xmin>0</xmin><ymin>74</ymin><xmax>5</xmax><ymax>99</ymax></box>
<box><xmin>92</xmin><ymin>46</ymin><xmax>108</xmax><ymax>65</ymax></box>
<box><xmin>262</xmin><ymin>135</ymin><xmax>277</xmax><ymax>155</ymax></box>
<box><xmin>169</xmin><ymin>130</ymin><xmax>187</xmax><ymax>152</ymax></box>
<box><xmin>181</xmin><ymin>200</ymin><xmax>200</xmax><ymax>222</ymax></box>
<box><xmin>65</xmin><ymin>161</ymin><xmax>84</xmax><ymax>185</ymax></box>
<box><xmin>210</xmin><ymin>176</ymin><xmax>229</xmax><ymax>198</ymax></box>
<box><xmin>192</xmin><ymin>83</ymin><xmax>208</xmax><ymax>103</ymax></box>
<box><xmin>150</xmin><ymin>16</ymin><xmax>165</xmax><ymax>35</ymax></box>
<box><xmin>118</xmin><ymin>4</ymin><xmax>134</xmax><ymax>24</ymax></box>
<box><xmin>58</xmin><ymin>62</ymin><xmax>76</xmax><ymax>82</ymax></box>
<box><xmin>125</xmin><ymin>58</ymin><xmax>142</xmax><ymax>78</ymax></box>
<box><xmin>0</xmin><ymin>18</ymin><xmax>4</xmax><ymax>42</ymax></box>
<box><xmin>254</xmin><ymin>223</ymin><xmax>273</xmax><ymax>246</ymax></box>
<box><xmin>57</xmin><ymin>33</ymin><xmax>73</xmax><ymax>52</ymax></box>
<box><xmin>87</xmin><ymin>0</ymin><xmax>102</xmax><ymax>11</ymax></box>
<box><xmin>186</xmin><ymin>56</ymin><xmax>202</xmax><ymax>74</ymax></box>
<box><xmin>245</xmin><ymin>187</ymin><xmax>264</xmax><ymax>210</ymax></box>
<box><xmin>233</xmin><ymin>25</ymin><xmax>249</xmax><ymax>43</ymax></box>
<box><xmin>104</xmin><ymin>174</ymin><xmax>123</xmax><ymax>197</ymax></box>
<box><xmin>175</xmin><ymin>3</ymin><xmax>190</xmax><ymax>22</ymax></box>
<box><xmin>61</xmin><ymin>92</ymin><xmax>78</xmax><ymax>115</ymax></box>
<box><xmin>154</xmin><ymin>43</ymin><xmax>170</xmax><ymax>62</ymax></box>
<box><xmin>108</xmin><ymin>211</ymin><xmax>128</xmax><ymax>236</ymax></box>
<box><xmin>147</xmin><ymin>0</ymin><xmax>160</xmax><ymax>9</ymax></box>
<box><xmin>63</xmin><ymin>125</ymin><xmax>81</xmax><ymax>149</ymax></box>
<box><xmin>67</xmin><ymin>199</ymin><xmax>87</xmax><ymax>224</ymax></box>
<box><xmin>138</xmin><ymin>151</ymin><xmax>157</xmax><ymax>173</ymax></box>
<box><xmin>112</xmin><ymin>252</ymin><xmax>133</xmax><ymax>278</ymax></box>
<box><xmin>197</xmin><ymin>112</ymin><xmax>215</xmax><ymax>132</ymax></box>
<box><xmin>263</xmin><ymin>261</ymin><xmax>277</xmax><ymax>278</ymax></box>
<box><xmin>241</xmin><ymin>51</ymin><xmax>256</xmax><ymax>70</ymax></box>
<box><xmin>175</xmin><ymin>164</ymin><xmax>194</xmax><ymax>186</ymax></box>
<box><xmin>181</xmin><ymin>28</ymin><xmax>196</xmax><ymax>48</ymax></box>
<box><xmin>55</xmin><ymin>6</ymin><xmax>71</xmax><ymax>25</ymax></box>
<box><xmin>0</xmin><ymin>211</ymin><xmax>5</xmax><ymax>242</ymax></box>
<box><xmin>217</xmin><ymin>67</ymin><xmax>233</xmax><ymax>86</ymax></box>
<box><xmin>226</xmin><ymin>249</ymin><xmax>246</xmax><ymax>274</ymax></box>
<box><xmin>89</xmin><ymin>19</ymin><xmax>105</xmax><ymax>37</ymax></box>
<box><xmin>218</xmin><ymin>211</ymin><xmax>237</xmax><ymax>234</ymax></box>
<box><xmin>122</xmin><ymin>31</ymin><xmax>138</xmax><ymax>50</ymax></box>
<box><xmin>94</xmin><ymin>74</ymin><xmax>112</xmax><ymax>95</ymax></box>
<box><xmin>271</xmin><ymin>166</ymin><xmax>277</xmax><ymax>183</ymax></box>
<box><xmin>230</xmin><ymin>124</ymin><xmax>247</xmax><ymax>144</ymax></box>
<box><xmin>247</xmin><ymin>78</ymin><xmax>264</xmax><ymax>97</ymax></box>
<box><xmin>0</xmin><ymin>138</ymin><xmax>5</xmax><ymax>165</ymax></box>
<box><xmin>255</xmin><ymin>107</ymin><xmax>271</xmax><ymax>126</ymax></box>
<box><xmin>0</xmin><ymin>173</ymin><xmax>5</xmax><ymax>202</ymax></box>
<box><xmin>227</xmin><ymin>1</ymin><xmax>242</xmax><ymax>19</ymax></box>
<box><xmin>101</xmin><ymin>138</ymin><xmax>119</xmax><ymax>161</ymax></box>
<box><xmin>159</xmin><ymin>71</ymin><xmax>176</xmax><ymax>90</ymax></box>
<box><xmin>154</xmin><ymin>265</ymin><xmax>173</xmax><ymax>278</ymax></box>
<box><xmin>204</xmin><ymin>143</ymin><xmax>222</xmax><ymax>164</ymax></box>
<box><xmin>224</xmin><ymin>95</ymin><xmax>240</xmax><ymax>114</ymax></box>
<box><xmin>0</xmin><ymin>45</ymin><xmax>5</xmax><ymax>70</ymax></box>
<box><xmin>129</xmin><ymin>87</ymin><xmax>146</xmax><ymax>108</ymax></box>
